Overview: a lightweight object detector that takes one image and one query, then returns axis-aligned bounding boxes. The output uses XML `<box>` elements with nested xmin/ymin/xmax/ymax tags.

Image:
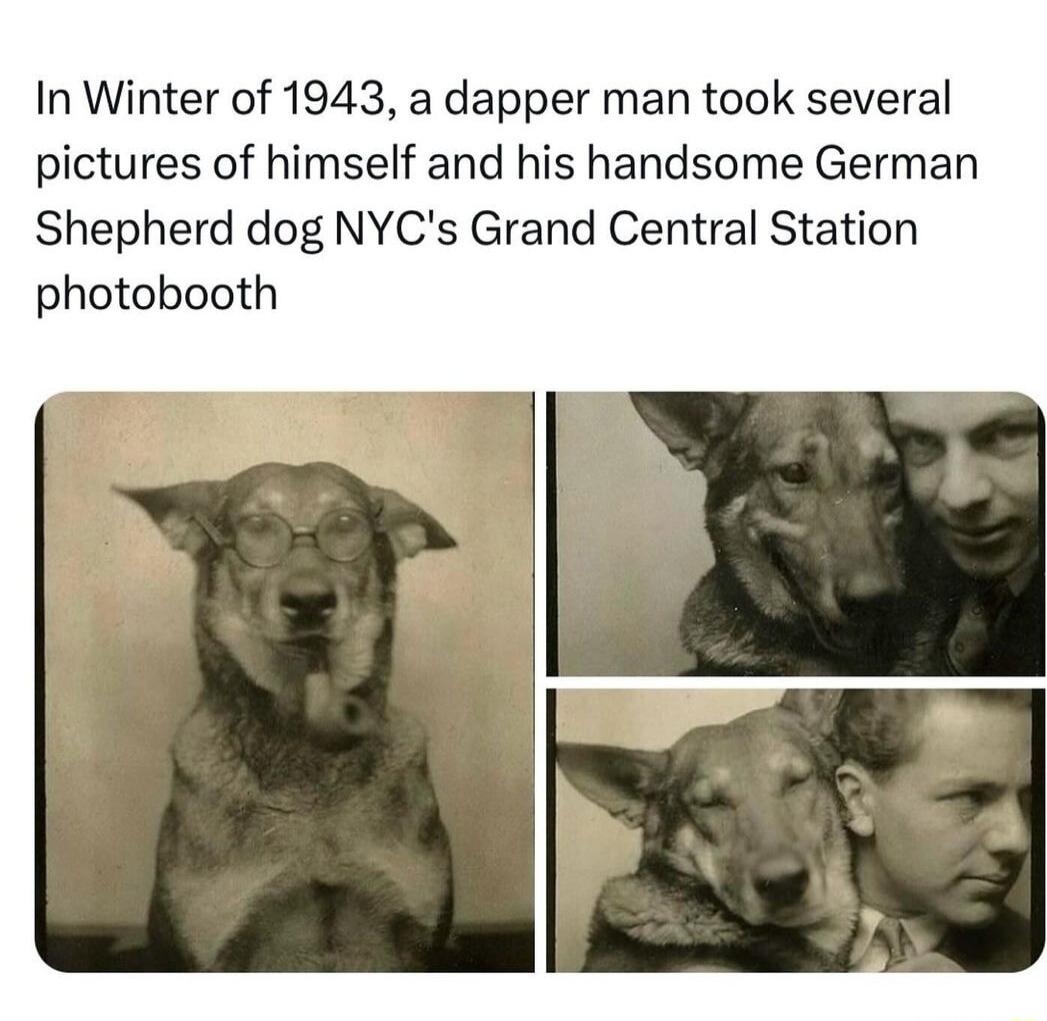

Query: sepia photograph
<box><xmin>553</xmin><ymin>392</ymin><xmax>1043</xmax><ymax>676</ymax></box>
<box><xmin>553</xmin><ymin>688</ymin><xmax>1042</xmax><ymax>972</ymax></box>
<box><xmin>39</xmin><ymin>392</ymin><xmax>534</xmax><ymax>972</ymax></box>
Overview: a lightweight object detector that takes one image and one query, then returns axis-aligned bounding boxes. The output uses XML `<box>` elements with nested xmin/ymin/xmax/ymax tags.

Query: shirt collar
<box><xmin>849</xmin><ymin>905</ymin><xmax>949</xmax><ymax>965</ymax></box>
<box><xmin>1006</xmin><ymin>546</ymin><xmax>1040</xmax><ymax>598</ymax></box>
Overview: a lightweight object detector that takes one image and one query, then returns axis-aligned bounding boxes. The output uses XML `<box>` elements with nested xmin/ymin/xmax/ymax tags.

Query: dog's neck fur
<box><xmin>680</xmin><ymin>563</ymin><xmax>858</xmax><ymax>676</ymax></box>
<box><xmin>190</xmin><ymin>594</ymin><xmax>396</xmax><ymax>786</ymax></box>
<box><xmin>589</xmin><ymin>866</ymin><xmax>855</xmax><ymax>972</ymax></box>
<box><xmin>684</xmin><ymin>559</ymin><xmax>907</xmax><ymax>676</ymax></box>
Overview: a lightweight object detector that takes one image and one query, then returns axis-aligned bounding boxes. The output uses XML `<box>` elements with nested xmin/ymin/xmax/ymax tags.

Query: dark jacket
<box><xmin>978</xmin><ymin>571</ymin><xmax>1044</xmax><ymax>676</ymax></box>
<box><xmin>898</xmin><ymin>523</ymin><xmax>1043</xmax><ymax>677</ymax></box>
<box><xmin>940</xmin><ymin>908</ymin><xmax>1037</xmax><ymax>973</ymax></box>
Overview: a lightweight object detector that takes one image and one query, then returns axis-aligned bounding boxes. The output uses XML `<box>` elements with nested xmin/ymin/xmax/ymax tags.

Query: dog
<box><xmin>118</xmin><ymin>461</ymin><xmax>456</xmax><ymax>971</ymax></box>
<box><xmin>630</xmin><ymin>392</ymin><xmax>909</xmax><ymax>674</ymax></box>
<box><xmin>556</xmin><ymin>692</ymin><xmax>857</xmax><ymax>971</ymax></box>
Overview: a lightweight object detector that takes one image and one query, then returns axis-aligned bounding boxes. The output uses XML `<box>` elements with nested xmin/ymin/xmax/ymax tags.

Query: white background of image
<box><xmin>4</xmin><ymin>0</ymin><xmax>1044</xmax><ymax>1017</ymax></box>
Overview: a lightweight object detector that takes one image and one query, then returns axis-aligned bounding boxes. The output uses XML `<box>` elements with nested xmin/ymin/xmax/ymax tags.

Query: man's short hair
<box><xmin>833</xmin><ymin>689</ymin><xmax>1031</xmax><ymax>777</ymax></box>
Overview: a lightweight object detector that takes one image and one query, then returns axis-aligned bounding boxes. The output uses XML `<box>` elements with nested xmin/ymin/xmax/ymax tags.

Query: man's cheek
<box><xmin>894</xmin><ymin>810</ymin><xmax>955</xmax><ymax>879</ymax></box>
<box><xmin>998</xmin><ymin>458</ymin><xmax>1039</xmax><ymax>509</ymax></box>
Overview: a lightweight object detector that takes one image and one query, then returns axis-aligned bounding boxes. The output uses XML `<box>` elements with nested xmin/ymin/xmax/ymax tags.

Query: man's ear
<box><xmin>115</xmin><ymin>481</ymin><xmax>224</xmax><ymax>558</ymax></box>
<box><xmin>369</xmin><ymin>487</ymin><xmax>456</xmax><ymax>560</ymax></box>
<box><xmin>835</xmin><ymin>761</ymin><xmax>876</xmax><ymax>837</ymax></box>
<box><xmin>556</xmin><ymin>742</ymin><xmax>668</xmax><ymax>829</ymax></box>
<box><xmin>629</xmin><ymin>392</ymin><xmax>747</xmax><ymax>474</ymax></box>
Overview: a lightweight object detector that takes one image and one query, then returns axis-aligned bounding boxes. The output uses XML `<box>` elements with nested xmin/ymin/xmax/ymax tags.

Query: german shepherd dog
<box><xmin>119</xmin><ymin>462</ymin><xmax>456</xmax><ymax>971</ymax></box>
<box><xmin>557</xmin><ymin>692</ymin><xmax>857</xmax><ymax>971</ymax></box>
<box><xmin>630</xmin><ymin>393</ymin><xmax>907</xmax><ymax>674</ymax></box>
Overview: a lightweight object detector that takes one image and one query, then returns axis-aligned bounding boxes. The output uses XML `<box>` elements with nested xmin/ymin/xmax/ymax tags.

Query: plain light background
<box><xmin>4</xmin><ymin>0</ymin><xmax>1045</xmax><ymax>1015</ymax></box>
<box><xmin>43</xmin><ymin>392</ymin><xmax>533</xmax><ymax>929</ymax></box>
<box><xmin>556</xmin><ymin>392</ymin><xmax>713</xmax><ymax>675</ymax></box>
<box><xmin>554</xmin><ymin>689</ymin><xmax>1034</xmax><ymax>972</ymax></box>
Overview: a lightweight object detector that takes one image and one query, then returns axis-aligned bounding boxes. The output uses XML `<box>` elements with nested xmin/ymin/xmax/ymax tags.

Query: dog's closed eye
<box><xmin>783</xmin><ymin>765</ymin><xmax>813</xmax><ymax>793</ymax></box>
<box><xmin>686</xmin><ymin>780</ymin><xmax>734</xmax><ymax>811</ymax></box>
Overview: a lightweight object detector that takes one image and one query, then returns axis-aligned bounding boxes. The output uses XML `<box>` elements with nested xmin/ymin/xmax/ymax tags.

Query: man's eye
<box><xmin>777</xmin><ymin>463</ymin><xmax>810</xmax><ymax>485</ymax></box>
<box><xmin>984</xmin><ymin>424</ymin><xmax>1035</xmax><ymax>459</ymax></box>
<box><xmin>897</xmin><ymin>432</ymin><xmax>943</xmax><ymax>467</ymax></box>
<box><xmin>942</xmin><ymin>790</ymin><xmax>985</xmax><ymax>816</ymax></box>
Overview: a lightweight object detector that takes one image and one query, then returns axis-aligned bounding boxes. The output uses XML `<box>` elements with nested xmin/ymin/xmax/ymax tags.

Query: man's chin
<box><xmin>937</xmin><ymin>895</ymin><xmax>1006</xmax><ymax>929</ymax></box>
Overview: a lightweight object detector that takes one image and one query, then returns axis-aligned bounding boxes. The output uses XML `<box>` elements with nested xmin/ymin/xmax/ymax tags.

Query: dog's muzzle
<box><xmin>753</xmin><ymin>854</ymin><xmax>809</xmax><ymax>909</ymax></box>
<box><xmin>765</xmin><ymin>540</ymin><xmax>898</xmax><ymax>657</ymax></box>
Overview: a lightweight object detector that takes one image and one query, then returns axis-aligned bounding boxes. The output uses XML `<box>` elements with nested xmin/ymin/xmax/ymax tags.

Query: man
<box><xmin>882</xmin><ymin>392</ymin><xmax>1042</xmax><ymax>675</ymax></box>
<box><xmin>833</xmin><ymin>689</ymin><xmax>1035</xmax><ymax>972</ymax></box>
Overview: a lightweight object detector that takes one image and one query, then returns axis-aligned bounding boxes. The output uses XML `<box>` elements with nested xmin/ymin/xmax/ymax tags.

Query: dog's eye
<box><xmin>785</xmin><ymin>766</ymin><xmax>812</xmax><ymax>790</ymax></box>
<box><xmin>328</xmin><ymin>513</ymin><xmax>363</xmax><ymax>535</ymax></box>
<box><xmin>777</xmin><ymin>463</ymin><xmax>810</xmax><ymax>485</ymax></box>
<box><xmin>241</xmin><ymin>515</ymin><xmax>281</xmax><ymax>538</ymax></box>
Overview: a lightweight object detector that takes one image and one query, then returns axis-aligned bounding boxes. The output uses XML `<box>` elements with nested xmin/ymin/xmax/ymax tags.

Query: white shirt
<box><xmin>848</xmin><ymin>905</ymin><xmax>948</xmax><ymax>972</ymax></box>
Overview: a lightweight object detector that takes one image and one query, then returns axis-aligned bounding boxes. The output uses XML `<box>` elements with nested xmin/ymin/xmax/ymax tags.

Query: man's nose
<box><xmin>983</xmin><ymin>795</ymin><xmax>1031</xmax><ymax>858</ymax></box>
<box><xmin>937</xmin><ymin>445</ymin><xmax>993</xmax><ymax>512</ymax></box>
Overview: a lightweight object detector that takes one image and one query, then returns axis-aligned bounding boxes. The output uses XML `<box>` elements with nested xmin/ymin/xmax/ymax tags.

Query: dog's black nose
<box><xmin>754</xmin><ymin>858</ymin><xmax>809</xmax><ymax>907</ymax></box>
<box><xmin>279</xmin><ymin>574</ymin><xmax>337</xmax><ymax>627</ymax></box>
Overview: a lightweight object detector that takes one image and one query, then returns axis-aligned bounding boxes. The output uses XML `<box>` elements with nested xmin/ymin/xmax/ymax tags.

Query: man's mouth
<box><xmin>941</xmin><ymin>519</ymin><xmax>1015</xmax><ymax>550</ymax></box>
<box><xmin>962</xmin><ymin>872</ymin><xmax>1017</xmax><ymax>894</ymax></box>
<box><xmin>967</xmin><ymin>871</ymin><xmax>1014</xmax><ymax>885</ymax></box>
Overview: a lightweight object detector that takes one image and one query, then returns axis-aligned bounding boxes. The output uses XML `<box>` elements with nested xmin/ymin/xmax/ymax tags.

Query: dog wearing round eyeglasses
<box><xmin>118</xmin><ymin>462</ymin><xmax>456</xmax><ymax>971</ymax></box>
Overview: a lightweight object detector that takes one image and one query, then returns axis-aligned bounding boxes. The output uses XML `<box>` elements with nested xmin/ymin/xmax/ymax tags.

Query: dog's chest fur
<box><xmin>153</xmin><ymin>700</ymin><xmax>451</xmax><ymax>971</ymax></box>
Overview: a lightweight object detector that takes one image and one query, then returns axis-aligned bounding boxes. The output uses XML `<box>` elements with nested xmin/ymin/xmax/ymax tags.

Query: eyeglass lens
<box><xmin>234</xmin><ymin>510</ymin><xmax>371</xmax><ymax>567</ymax></box>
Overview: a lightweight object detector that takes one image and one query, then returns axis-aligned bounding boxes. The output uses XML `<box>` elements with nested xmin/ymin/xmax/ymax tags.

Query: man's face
<box><xmin>882</xmin><ymin>393</ymin><xmax>1039</xmax><ymax>580</ymax></box>
<box><xmin>856</xmin><ymin>696</ymin><xmax>1031</xmax><ymax>926</ymax></box>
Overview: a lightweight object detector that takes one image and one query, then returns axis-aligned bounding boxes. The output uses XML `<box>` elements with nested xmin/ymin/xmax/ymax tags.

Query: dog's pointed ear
<box><xmin>557</xmin><ymin>742</ymin><xmax>668</xmax><ymax>829</ymax></box>
<box><xmin>115</xmin><ymin>481</ymin><xmax>224</xmax><ymax>557</ymax></box>
<box><xmin>630</xmin><ymin>392</ymin><xmax>747</xmax><ymax>473</ymax></box>
<box><xmin>369</xmin><ymin>487</ymin><xmax>456</xmax><ymax>560</ymax></box>
<box><xmin>779</xmin><ymin>689</ymin><xmax>844</xmax><ymax>740</ymax></box>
